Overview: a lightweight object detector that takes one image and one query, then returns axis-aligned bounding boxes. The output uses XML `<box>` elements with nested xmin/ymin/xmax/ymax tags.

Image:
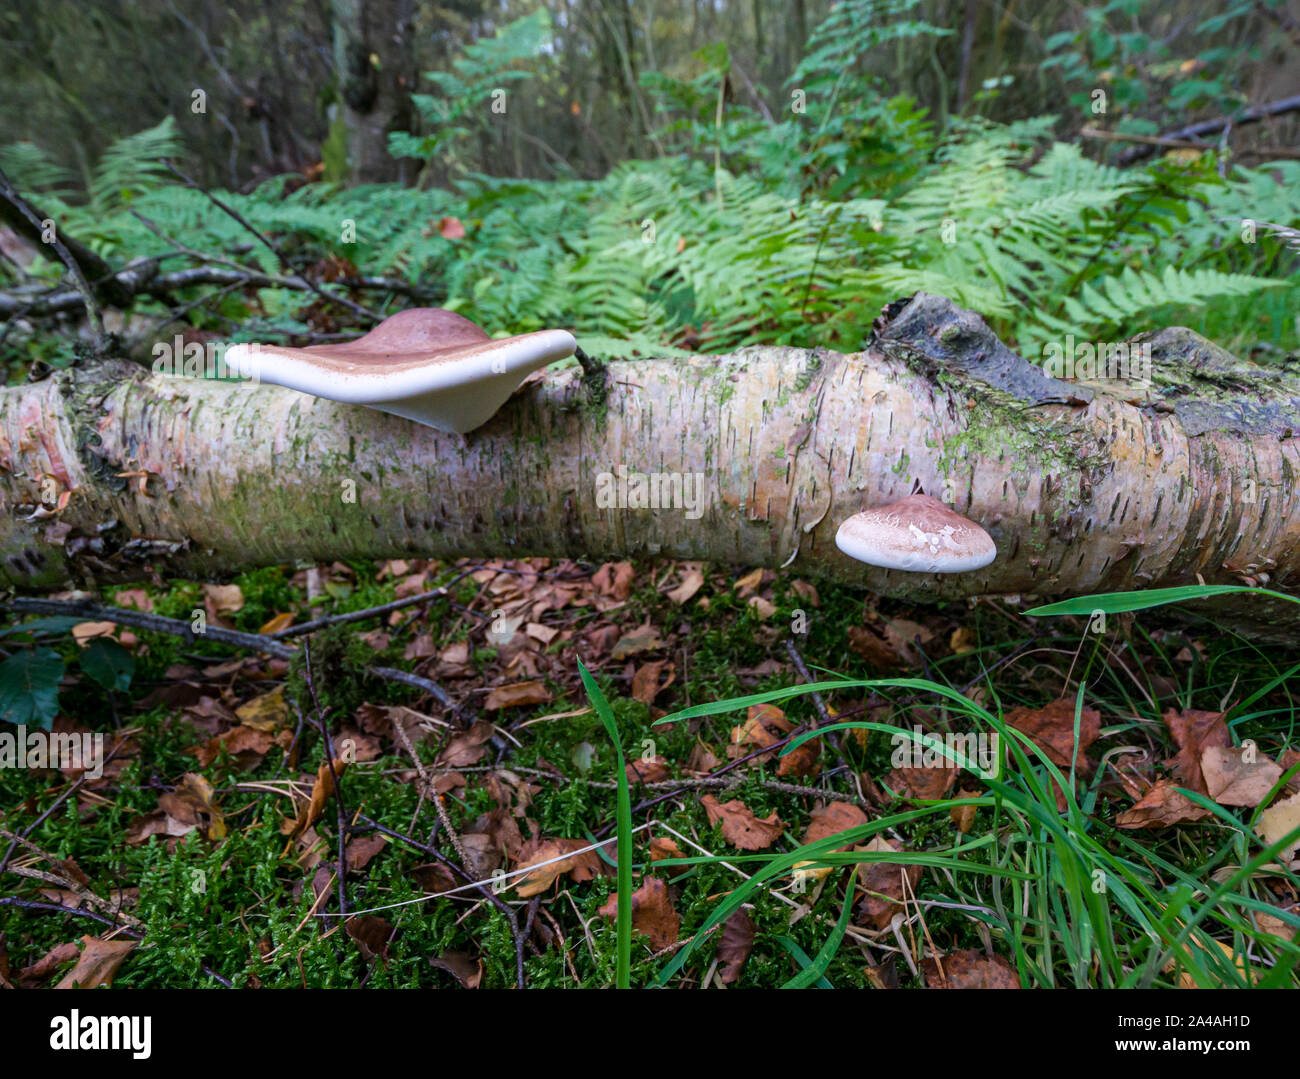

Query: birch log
<box><xmin>1</xmin><ymin>294</ymin><xmax>1297</xmax><ymax>632</ymax></box>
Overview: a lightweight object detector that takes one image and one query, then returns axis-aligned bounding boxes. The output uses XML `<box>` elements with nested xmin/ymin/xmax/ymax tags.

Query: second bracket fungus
<box><xmin>836</xmin><ymin>493</ymin><xmax>996</xmax><ymax>573</ymax></box>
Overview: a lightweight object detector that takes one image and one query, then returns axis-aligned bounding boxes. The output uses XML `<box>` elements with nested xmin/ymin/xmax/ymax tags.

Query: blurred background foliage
<box><xmin>0</xmin><ymin>0</ymin><xmax>1297</xmax><ymax>364</ymax></box>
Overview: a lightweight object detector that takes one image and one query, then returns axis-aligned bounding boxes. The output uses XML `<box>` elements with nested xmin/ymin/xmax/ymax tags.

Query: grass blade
<box><xmin>578</xmin><ymin>660</ymin><xmax>633</xmax><ymax>989</ymax></box>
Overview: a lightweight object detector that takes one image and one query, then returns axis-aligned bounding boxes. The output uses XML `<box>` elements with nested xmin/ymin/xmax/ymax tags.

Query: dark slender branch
<box><xmin>1</xmin><ymin>595</ymin><xmax>454</xmax><ymax>709</ymax></box>
<box><xmin>4</xmin><ymin>595</ymin><xmax>294</xmax><ymax>657</ymax></box>
<box><xmin>0</xmin><ymin>263</ymin><xmax>436</xmax><ymax>318</ymax></box>
<box><xmin>1115</xmin><ymin>93</ymin><xmax>1300</xmax><ymax>164</ymax></box>
<box><xmin>302</xmin><ymin>637</ymin><xmax>348</xmax><ymax>924</ymax></box>
<box><xmin>354</xmin><ymin>814</ymin><xmax>526</xmax><ymax>989</ymax></box>
<box><xmin>162</xmin><ymin>160</ymin><xmax>382</xmax><ymax>324</ymax></box>
<box><xmin>0</xmin><ymin>897</ymin><xmax>235</xmax><ymax>987</ymax></box>
<box><xmin>273</xmin><ymin>568</ymin><xmax>481</xmax><ymax>640</ymax></box>
<box><xmin>0</xmin><ymin>167</ymin><xmax>104</xmax><ymax>344</ymax></box>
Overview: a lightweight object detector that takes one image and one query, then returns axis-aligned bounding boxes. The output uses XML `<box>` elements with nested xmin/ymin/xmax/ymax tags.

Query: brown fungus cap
<box><xmin>225</xmin><ymin>308</ymin><xmax>576</xmax><ymax>434</ymax></box>
<box><xmin>835</xmin><ymin>493</ymin><xmax>996</xmax><ymax>573</ymax></box>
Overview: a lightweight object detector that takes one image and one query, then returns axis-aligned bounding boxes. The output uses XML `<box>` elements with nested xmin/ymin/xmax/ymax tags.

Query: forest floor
<box><xmin>1</xmin><ymin>554</ymin><xmax>1298</xmax><ymax>989</ymax></box>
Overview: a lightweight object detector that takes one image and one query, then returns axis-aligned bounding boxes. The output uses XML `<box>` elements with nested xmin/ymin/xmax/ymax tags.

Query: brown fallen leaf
<box><xmin>802</xmin><ymin>801</ymin><xmax>869</xmax><ymax>847</ymax></box>
<box><xmin>17</xmin><ymin>941</ymin><xmax>80</xmax><ymax>988</ymax></box>
<box><xmin>345</xmin><ymin>835</ymin><xmax>387</xmax><ymax>872</ymax></box>
<box><xmin>1163</xmin><ymin>708</ymin><xmax>1231</xmax><ymax>795</ymax></box>
<box><xmin>54</xmin><ymin>936</ymin><xmax>136</xmax><ymax>989</ymax></box>
<box><xmin>732</xmin><ymin>567</ymin><xmax>771</xmax><ymax>597</ymax></box>
<box><xmin>666</xmin><ymin>565</ymin><xmax>705</xmax><ymax>605</ymax></box>
<box><xmin>429</xmin><ymin>951</ymin><xmax>483</xmax><ymax>988</ymax></box>
<box><xmin>592</xmin><ymin>561</ymin><xmax>636</xmax><ymax>601</ymax></box>
<box><xmin>776</xmin><ymin>735</ymin><xmax>821</xmax><ymax>778</ymax></box>
<box><xmin>631</xmin><ymin>660</ymin><xmax>674</xmax><ymax>706</ymax></box>
<box><xmin>950</xmin><ymin>790</ymin><xmax>980</xmax><ymax>833</ymax></box>
<box><xmin>626</xmin><ymin>756</ymin><xmax>671</xmax><ymax>784</ymax></box>
<box><xmin>193</xmin><ymin>724</ymin><xmax>277</xmax><ymax>769</ymax></box>
<box><xmin>855</xmin><ymin>837</ymin><xmax>922</xmax><ymax>930</ymax></box>
<box><xmin>611</xmin><ymin>623</ymin><xmax>664</xmax><ymax>660</ymax></box>
<box><xmin>701</xmin><ymin>794</ymin><xmax>784</xmax><ymax>850</ymax></box>
<box><xmin>293</xmin><ymin>757</ymin><xmax>347</xmax><ymax>836</ymax></box>
<box><xmin>923</xmin><ymin>949</ymin><xmax>1020</xmax><ymax>988</ymax></box>
<box><xmin>598</xmin><ymin>877</ymin><xmax>680</xmax><ymax>950</ymax></box>
<box><xmin>435</xmin><ymin>720</ymin><xmax>496</xmax><ymax>767</ymax></box>
<box><xmin>1115</xmin><ymin>780</ymin><xmax>1212</xmax><ymax>829</ymax></box>
<box><xmin>1201</xmin><ymin>745</ymin><xmax>1283</xmax><ymax>807</ymax></box>
<box><xmin>235</xmin><ymin>686</ymin><xmax>291</xmax><ymax>731</ymax></box>
<box><xmin>513</xmin><ymin>838</ymin><xmax>602</xmax><ymax>897</ymax></box>
<box><xmin>202</xmin><ymin>582</ymin><xmax>245</xmax><ymax>616</ymax></box>
<box><xmin>1005</xmin><ymin>698</ymin><xmax>1102</xmax><ymax>773</ymax></box>
<box><xmin>717</xmin><ymin>910</ymin><xmax>755</xmax><ymax>984</ymax></box>
<box><xmin>156</xmin><ymin>772</ymin><xmax>226</xmax><ymax>841</ymax></box>
<box><xmin>345</xmin><ymin>915</ymin><xmax>393</xmax><ymax>961</ymax></box>
<box><xmin>483</xmin><ymin>680</ymin><xmax>551</xmax><ymax>710</ymax></box>
<box><xmin>648</xmin><ymin>836</ymin><xmax>687</xmax><ymax>868</ymax></box>
<box><xmin>884</xmin><ymin>759</ymin><xmax>958</xmax><ymax>800</ymax></box>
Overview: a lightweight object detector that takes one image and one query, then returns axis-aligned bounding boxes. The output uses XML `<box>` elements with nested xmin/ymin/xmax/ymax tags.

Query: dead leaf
<box><xmin>345</xmin><ymin>915</ymin><xmax>393</xmax><ymax>961</ymax></box>
<box><xmin>631</xmin><ymin>660</ymin><xmax>674</xmax><ymax>706</ymax></box>
<box><xmin>626</xmin><ymin>756</ymin><xmax>671</xmax><ymax>784</ymax></box>
<box><xmin>436</xmin><ymin>721</ymin><xmax>495</xmax><ymax>767</ymax></box>
<box><xmin>855</xmin><ymin>837</ymin><xmax>922</xmax><ymax>930</ymax></box>
<box><xmin>429</xmin><ymin>951</ymin><xmax>483</xmax><ymax>987</ymax></box>
<box><xmin>1115</xmin><ymin>780</ymin><xmax>1212</xmax><ymax>828</ymax></box>
<box><xmin>701</xmin><ymin>794</ymin><xmax>783</xmax><ymax>850</ymax></box>
<box><xmin>1201</xmin><ymin>745</ymin><xmax>1282</xmax><ymax>807</ymax></box>
<box><xmin>71</xmin><ymin>621</ymin><xmax>116</xmax><ymax>645</ymax></box>
<box><xmin>345</xmin><ymin>835</ymin><xmax>387</xmax><ymax>872</ymax></box>
<box><xmin>611</xmin><ymin>623</ymin><xmax>664</xmax><ymax>660</ymax></box>
<box><xmin>1005</xmin><ymin>699</ymin><xmax>1102</xmax><ymax>773</ymax></box>
<box><xmin>293</xmin><ymin>757</ymin><xmax>347</xmax><ymax>835</ymax></box>
<box><xmin>732</xmin><ymin>567</ymin><xmax>769</xmax><ymax>597</ymax></box>
<box><xmin>923</xmin><ymin>949</ymin><xmax>1020</xmax><ymax>988</ymax></box>
<box><xmin>592</xmin><ymin>561</ymin><xmax>636</xmax><ymax>600</ymax></box>
<box><xmin>54</xmin><ymin>936</ymin><xmax>135</xmax><ymax>989</ymax></box>
<box><xmin>649</xmin><ymin>836</ymin><xmax>686</xmax><ymax>865</ymax></box>
<box><xmin>1255</xmin><ymin>791</ymin><xmax>1300</xmax><ymax>861</ymax></box>
<box><xmin>514</xmin><ymin>838</ymin><xmax>602</xmax><ymax>897</ymax></box>
<box><xmin>666</xmin><ymin>566</ymin><xmax>705</xmax><ymax>605</ymax></box>
<box><xmin>1163</xmin><ymin>709</ymin><xmax>1231</xmax><ymax>795</ymax></box>
<box><xmin>193</xmin><ymin>724</ymin><xmax>277</xmax><ymax>769</ymax></box>
<box><xmin>17</xmin><ymin>941</ymin><xmax>80</xmax><ymax>987</ymax></box>
<box><xmin>800</xmin><ymin>796</ymin><xmax>862</xmax><ymax>839</ymax></box>
<box><xmin>484</xmin><ymin>680</ymin><xmax>551</xmax><ymax>710</ymax></box>
<box><xmin>236</xmin><ymin>686</ymin><xmax>290</xmax><ymax>731</ymax></box>
<box><xmin>203</xmin><ymin>583</ymin><xmax>244</xmax><ymax>616</ymax></box>
<box><xmin>258</xmin><ymin>611</ymin><xmax>295</xmax><ymax>635</ymax></box>
<box><xmin>156</xmin><ymin>772</ymin><xmax>226</xmax><ymax>840</ymax></box>
<box><xmin>717</xmin><ymin>910</ymin><xmax>755</xmax><ymax>984</ymax></box>
<box><xmin>598</xmin><ymin>877</ymin><xmax>679</xmax><ymax>950</ymax></box>
<box><xmin>884</xmin><ymin>759</ymin><xmax>958</xmax><ymax>800</ymax></box>
<box><xmin>950</xmin><ymin>790</ymin><xmax>980</xmax><ymax>833</ymax></box>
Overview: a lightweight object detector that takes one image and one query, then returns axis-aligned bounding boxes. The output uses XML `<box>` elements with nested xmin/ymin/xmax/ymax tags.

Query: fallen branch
<box><xmin>2</xmin><ymin>293</ymin><xmax>1297</xmax><ymax>635</ymax></box>
<box><xmin>0</xmin><ymin>595</ymin><xmax>456</xmax><ymax>712</ymax></box>
<box><xmin>1115</xmin><ymin>93</ymin><xmax>1300</xmax><ymax>164</ymax></box>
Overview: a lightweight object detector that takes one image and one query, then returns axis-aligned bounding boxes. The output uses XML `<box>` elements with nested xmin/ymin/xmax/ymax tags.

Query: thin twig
<box><xmin>163</xmin><ymin>160</ymin><xmax>382</xmax><ymax>324</ymax></box>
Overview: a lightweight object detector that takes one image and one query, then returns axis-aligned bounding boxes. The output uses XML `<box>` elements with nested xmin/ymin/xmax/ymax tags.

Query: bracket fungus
<box><xmin>835</xmin><ymin>493</ymin><xmax>996</xmax><ymax>573</ymax></box>
<box><xmin>225</xmin><ymin>308</ymin><xmax>576</xmax><ymax>434</ymax></box>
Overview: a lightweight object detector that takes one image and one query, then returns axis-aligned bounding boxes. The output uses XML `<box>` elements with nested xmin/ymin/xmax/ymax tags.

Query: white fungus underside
<box><xmin>223</xmin><ymin>329</ymin><xmax>576</xmax><ymax>433</ymax></box>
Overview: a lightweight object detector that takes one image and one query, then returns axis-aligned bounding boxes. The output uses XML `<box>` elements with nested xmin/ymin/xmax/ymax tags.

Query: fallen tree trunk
<box><xmin>2</xmin><ymin>294</ymin><xmax>1298</xmax><ymax>632</ymax></box>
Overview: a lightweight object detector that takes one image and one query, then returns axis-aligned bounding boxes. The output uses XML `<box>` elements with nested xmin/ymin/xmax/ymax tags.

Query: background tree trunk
<box><xmin>329</xmin><ymin>0</ymin><xmax>416</xmax><ymax>185</ymax></box>
<box><xmin>1</xmin><ymin>295</ymin><xmax>1297</xmax><ymax>631</ymax></box>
